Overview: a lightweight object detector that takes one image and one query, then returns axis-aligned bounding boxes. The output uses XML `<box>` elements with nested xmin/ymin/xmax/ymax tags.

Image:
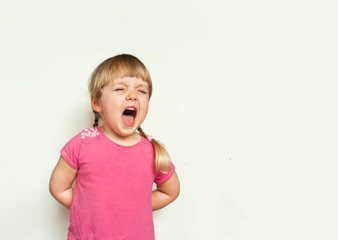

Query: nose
<box><xmin>126</xmin><ymin>90</ymin><xmax>137</xmax><ymax>101</ymax></box>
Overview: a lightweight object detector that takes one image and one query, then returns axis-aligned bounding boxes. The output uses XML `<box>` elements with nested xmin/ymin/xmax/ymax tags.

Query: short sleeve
<box><xmin>60</xmin><ymin>133</ymin><xmax>82</xmax><ymax>170</ymax></box>
<box><xmin>154</xmin><ymin>162</ymin><xmax>175</xmax><ymax>184</ymax></box>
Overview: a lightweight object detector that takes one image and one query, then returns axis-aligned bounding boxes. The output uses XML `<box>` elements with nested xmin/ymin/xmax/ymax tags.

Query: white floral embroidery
<box><xmin>81</xmin><ymin>128</ymin><xmax>100</xmax><ymax>139</ymax></box>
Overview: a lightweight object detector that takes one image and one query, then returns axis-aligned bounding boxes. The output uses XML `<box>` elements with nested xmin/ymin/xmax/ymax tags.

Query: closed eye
<box><xmin>114</xmin><ymin>88</ymin><xmax>124</xmax><ymax>91</ymax></box>
<box><xmin>138</xmin><ymin>89</ymin><xmax>148</xmax><ymax>94</ymax></box>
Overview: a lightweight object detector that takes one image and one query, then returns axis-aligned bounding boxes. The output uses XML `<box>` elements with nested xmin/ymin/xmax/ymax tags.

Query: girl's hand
<box><xmin>152</xmin><ymin>171</ymin><xmax>180</xmax><ymax>211</ymax></box>
<box><xmin>49</xmin><ymin>156</ymin><xmax>78</xmax><ymax>209</ymax></box>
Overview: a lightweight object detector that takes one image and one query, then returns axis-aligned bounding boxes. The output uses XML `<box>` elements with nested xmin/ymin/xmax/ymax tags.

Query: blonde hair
<box><xmin>88</xmin><ymin>54</ymin><xmax>171</xmax><ymax>173</ymax></box>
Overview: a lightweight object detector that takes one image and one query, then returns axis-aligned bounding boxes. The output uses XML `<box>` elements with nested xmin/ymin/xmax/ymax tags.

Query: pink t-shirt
<box><xmin>60</xmin><ymin>127</ymin><xmax>175</xmax><ymax>240</ymax></box>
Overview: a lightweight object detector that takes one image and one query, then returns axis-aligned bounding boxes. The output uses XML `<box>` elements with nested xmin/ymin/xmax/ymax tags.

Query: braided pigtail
<box><xmin>138</xmin><ymin>127</ymin><xmax>171</xmax><ymax>173</ymax></box>
<box><xmin>93</xmin><ymin>112</ymin><xmax>100</xmax><ymax>128</ymax></box>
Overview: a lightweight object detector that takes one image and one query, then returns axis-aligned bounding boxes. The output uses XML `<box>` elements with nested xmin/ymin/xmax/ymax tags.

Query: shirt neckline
<box><xmin>97</xmin><ymin>126</ymin><xmax>146</xmax><ymax>149</ymax></box>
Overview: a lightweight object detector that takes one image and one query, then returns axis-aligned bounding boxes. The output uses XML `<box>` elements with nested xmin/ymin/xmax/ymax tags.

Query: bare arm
<box><xmin>152</xmin><ymin>171</ymin><xmax>180</xmax><ymax>211</ymax></box>
<box><xmin>49</xmin><ymin>156</ymin><xmax>78</xmax><ymax>209</ymax></box>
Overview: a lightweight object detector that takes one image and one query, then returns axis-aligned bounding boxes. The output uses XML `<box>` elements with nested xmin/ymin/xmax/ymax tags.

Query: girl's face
<box><xmin>92</xmin><ymin>76</ymin><xmax>150</xmax><ymax>140</ymax></box>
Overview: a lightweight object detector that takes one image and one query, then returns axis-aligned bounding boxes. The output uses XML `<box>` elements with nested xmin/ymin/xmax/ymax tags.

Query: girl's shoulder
<box><xmin>65</xmin><ymin>128</ymin><xmax>101</xmax><ymax>146</ymax></box>
<box><xmin>61</xmin><ymin>128</ymin><xmax>102</xmax><ymax>168</ymax></box>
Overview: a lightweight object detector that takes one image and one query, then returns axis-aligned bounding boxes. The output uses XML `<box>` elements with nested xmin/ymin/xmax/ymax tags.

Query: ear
<box><xmin>91</xmin><ymin>96</ymin><xmax>103</xmax><ymax>112</ymax></box>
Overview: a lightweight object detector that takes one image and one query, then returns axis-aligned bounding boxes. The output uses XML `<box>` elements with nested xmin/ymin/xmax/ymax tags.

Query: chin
<box><xmin>118</xmin><ymin>128</ymin><xmax>137</xmax><ymax>137</ymax></box>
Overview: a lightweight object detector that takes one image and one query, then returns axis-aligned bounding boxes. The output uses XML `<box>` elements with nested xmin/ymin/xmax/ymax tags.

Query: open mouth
<box><xmin>122</xmin><ymin>107</ymin><xmax>137</xmax><ymax>126</ymax></box>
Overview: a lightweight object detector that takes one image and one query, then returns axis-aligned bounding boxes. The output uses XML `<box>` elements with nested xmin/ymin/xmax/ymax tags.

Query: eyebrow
<box><xmin>110</xmin><ymin>81</ymin><xmax>149</xmax><ymax>89</ymax></box>
<box><xmin>135</xmin><ymin>83</ymin><xmax>149</xmax><ymax>88</ymax></box>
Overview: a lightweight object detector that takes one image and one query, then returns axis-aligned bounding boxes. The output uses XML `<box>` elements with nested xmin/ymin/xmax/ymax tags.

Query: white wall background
<box><xmin>1</xmin><ymin>0</ymin><xmax>337</xmax><ymax>239</ymax></box>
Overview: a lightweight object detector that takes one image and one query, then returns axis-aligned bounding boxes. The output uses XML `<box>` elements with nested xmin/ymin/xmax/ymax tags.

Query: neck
<box><xmin>101</xmin><ymin>125</ymin><xmax>142</xmax><ymax>146</ymax></box>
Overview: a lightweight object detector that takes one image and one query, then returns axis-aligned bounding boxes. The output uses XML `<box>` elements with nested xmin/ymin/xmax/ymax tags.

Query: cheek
<box><xmin>101</xmin><ymin>97</ymin><xmax>121</xmax><ymax>114</ymax></box>
<box><xmin>140</xmin><ymin>101</ymin><xmax>149</xmax><ymax>118</ymax></box>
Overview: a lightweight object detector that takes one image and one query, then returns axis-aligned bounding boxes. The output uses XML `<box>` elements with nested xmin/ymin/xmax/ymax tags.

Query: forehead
<box><xmin>111</xmin><ymin>76</ymin><xmax>149</xmax><ymax>87</ymax></box>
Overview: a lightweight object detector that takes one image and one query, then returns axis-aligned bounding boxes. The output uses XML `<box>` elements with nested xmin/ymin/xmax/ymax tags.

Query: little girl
<box><xmin>49</xmin><ymin>54</ymin><xmax>180</xmax><ymax>240</ymax></box>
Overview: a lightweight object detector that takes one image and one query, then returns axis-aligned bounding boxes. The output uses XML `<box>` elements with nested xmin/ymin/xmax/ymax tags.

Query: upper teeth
<box><xmin>126</xmin><ymin>107</ymin><xmax>135</xmax><ymax>110</ymax></box>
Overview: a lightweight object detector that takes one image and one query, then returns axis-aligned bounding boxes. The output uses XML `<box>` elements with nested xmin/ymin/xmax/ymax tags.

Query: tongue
<box><xmin>122</xmin><ymin>115</ymin><xmax>135</xmax><ymax>126</ymax></box>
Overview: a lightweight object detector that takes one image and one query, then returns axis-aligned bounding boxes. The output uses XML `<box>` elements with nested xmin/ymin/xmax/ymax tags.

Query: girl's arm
<box><xmin>49</xmin><ymin>156</ymin><xmax>78</xmax><ymax>209</ymax></box>
<box><xmin>152</xmin><ymin>171</ymin><xmax>180</xmax><ymax>211</ymax></box>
